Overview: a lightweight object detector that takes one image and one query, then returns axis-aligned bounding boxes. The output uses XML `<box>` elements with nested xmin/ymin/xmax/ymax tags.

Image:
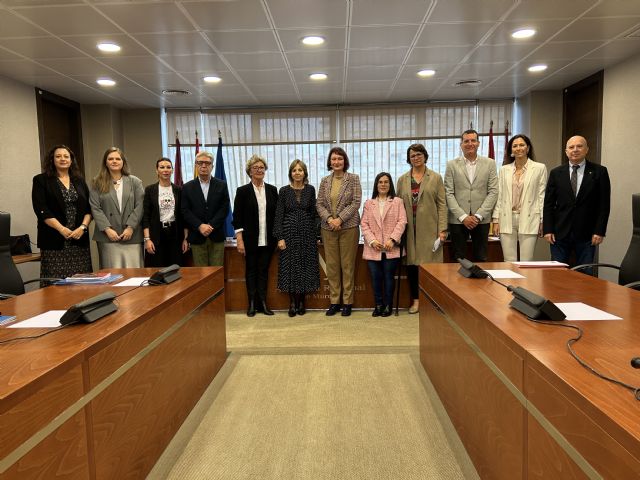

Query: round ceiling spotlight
<box><xmin>454</xmin><ymin>79</ymin><xmax>482</xmax><ymax>87</ymax></box>
<box><xmin>417</xmin><ymin>69</ymin><xmax>436</xmax><ymax>77</ymax></box>
<box><xmin>302</xmin><ymin>36</ymin><xmax>325</xmax><ymax>46</ymax></box>
<box><xmin>203</xmin><ymin>76</ymin><xmax>222</xmax><ymax>84</ymax></box>
<box><xmin>512</xmin><ymin>28</ymin><xmax>536</xmax><ymax>39</ymax></box>
<box><xmin>162</xmin><ymin>89</ymin><xmax>192</xmax><ymax>96</ymax></box>
<box><xmin>97</xmin><ymin>42</ymin><xmax>121</xmax><ymax>52</ymax></box>
<box><xmin>528</xmin><ymin>64</ymin><xmax>548</xmax><ymax>72</ymax></box>
<box><xmin>309</xmin><ymin>72</ymin><xmax>328</xmax><ymax>80</ymax></box>
<box><xmin>96</xmin><ymin>78</ymin><xmax>116</xmax><ymax>87</ymax></box>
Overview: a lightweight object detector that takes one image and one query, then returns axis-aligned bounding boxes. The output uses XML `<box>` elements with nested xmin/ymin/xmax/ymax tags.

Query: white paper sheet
<box><xmin>8</xmin><ymin>310</ymin><xmax>66</xmax><ymax>328</ymax></box>
<box><xmin>484</xmin><ymin>269</ymin><xmax>525</xmax><ymax>279</ymax></box>
<box><xmin>113</xmin><ymin>277</ymin><xmax>150</xmax><ymax>287</ymax></box>
<box><xmin>511</xmin><ymin>261</ymin><xmax>569</xmax><ymax>268</ymax></box>
<box><xmin>556</xmin><ymin>302</ymin><xmax>622</xmax><ymax>321</ymax></box>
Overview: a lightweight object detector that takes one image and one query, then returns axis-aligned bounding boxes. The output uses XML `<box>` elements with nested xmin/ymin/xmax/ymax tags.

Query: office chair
<box><xmin>0</xmin><ymin>211</ymin><xmax>57</xmax><ymax>299</ymax></box>
<box><xmin>571</xmin><ymin>193</ymin><xmax>640</xmax><ymax>290</ymax></box>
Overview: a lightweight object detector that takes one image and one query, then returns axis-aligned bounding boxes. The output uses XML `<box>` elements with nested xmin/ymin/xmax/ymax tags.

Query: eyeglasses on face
<box><xmin>409</xmin><ymin>153</ymin><xmax>424</xmax><ymax>159</ymax></box>
<box><xmin>251</xmin><ymin>165</ymin><xmax>266</xmax><ymax>171</ymax></box>
<box><xmin>195</xmin><ymin>161</ymin><xmax>212</xmax><ymax>166</ymax></box>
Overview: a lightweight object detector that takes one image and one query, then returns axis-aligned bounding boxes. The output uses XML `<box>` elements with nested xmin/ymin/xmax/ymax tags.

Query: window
<box><xmin>165</xmin><ymin>100</ymin><xmax>512</xmax><ymax>207</ymax></box>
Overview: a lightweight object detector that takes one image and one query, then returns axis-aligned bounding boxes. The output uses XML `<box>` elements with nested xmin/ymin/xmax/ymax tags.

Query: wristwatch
<box><xmin>80</xmin><ymin>224</ymin><xmax>88</xmax><ymax>231</ymax></box>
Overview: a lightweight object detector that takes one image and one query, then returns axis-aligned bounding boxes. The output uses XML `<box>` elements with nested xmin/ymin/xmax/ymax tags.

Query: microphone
<box><xmin>457</xmin><ymin>258</ymin><xmax>489</xmax><ymax>278</ymax></box>
<box><xmin>631</xmin><ymin>357</ymin><xmax>640</xmax><ymax>369</ymax></box>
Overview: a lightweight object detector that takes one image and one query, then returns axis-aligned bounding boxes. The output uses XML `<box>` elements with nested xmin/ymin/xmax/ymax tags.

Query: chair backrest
<box><xmin>619</xmin><ymin>194</ymin><xmax>640</xmax><ymax>286</ymax></box>
<box><xmin>0</xmin><ymin>211</ymin><xmax>26</xmax><ymax>296</ymax></box>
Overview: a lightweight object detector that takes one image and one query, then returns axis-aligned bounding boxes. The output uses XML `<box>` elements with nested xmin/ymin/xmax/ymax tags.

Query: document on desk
<box><xmin>556</xmin><ymin>303</ymin><xmax>622</xmax><ymax>321</ymax></box>
<box><xmin>8</xmin><ymin>310</ymin><xmax>65</xmax><ymax>328</ymax></box>
<box><xmin>114</xmin><ymin>277</ymin><xmax>150</xmax><ymax>287</ymax></box>
<box><xmin>484</xmin><ymin>269</ymin><xmax>525</xmax><ymax>279</ymax></box>
<box><xmin>511</xmin><ymin>261</ymin><xmax>569</xmax><ymax>268</ymax></box>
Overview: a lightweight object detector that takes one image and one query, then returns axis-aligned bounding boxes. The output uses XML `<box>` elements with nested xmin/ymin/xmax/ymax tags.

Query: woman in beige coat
<box><xmin>492</xmin><ymin>134</ymin><xmax>547</xmax><ymax>261</ymax></box>
<box><xmin>397</xmin><ymin>144</ymin><xmax>448</xmax><ymax>314</ymax></box>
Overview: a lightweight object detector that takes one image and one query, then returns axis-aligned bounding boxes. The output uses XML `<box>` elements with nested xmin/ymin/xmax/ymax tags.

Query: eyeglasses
<box><xmin>195</xmin><ymin>161</ymin><xmax>212</xmax><ymax>167</ymax></box>
<box><xmin>409</xmin><ymin>153</ymin><xmax>424</xmax><ymax>159</ymax></box>
<box><xmin>251</xmin><ymin>166</ymin><xmax>266</xmax><ymax>171</ymax></box>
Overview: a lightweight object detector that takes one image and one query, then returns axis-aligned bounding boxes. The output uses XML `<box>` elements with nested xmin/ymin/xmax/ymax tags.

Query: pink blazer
<box><xmin>361</xmin><ymin>196</ymin><xmax>407</xmax><ymax>261</ymax></box>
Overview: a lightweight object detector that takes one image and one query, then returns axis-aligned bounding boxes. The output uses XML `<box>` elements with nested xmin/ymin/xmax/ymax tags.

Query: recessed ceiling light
<box><xmin>528</xmin><ymin>64</ymin><xmax>548</xmax><ymax>72</ymax></box>
<box><xmin>97</xmin><ymin>42</ymin><xmax>121</xmax><ymax>53</ymax></box>
<box><xmin>302</xmin><ymin>36</ymin><xmax>325</xmax><ymax>46</ymax></box>
<box><xmin>96</xmin><ymin>78</ymin><xmax>116</xmax><ymax>87</ymax></box>
<box><xmin>417</xmin><ymin>69</ymin><xmax>436</xmax><ymax>77</ymax></box>
<box><xmin>203</xmin><ymin>76</ymin><xmax>222</xmax><ymax>84</ymax></box>
<box><xmin>309</xmin><ymin>72</ymin><xmax>328</xmax><ymax>80</ymax></box>
<box><xmin>512</xmin><ymin>28</ymin><xmax>536</xmax><ymax>39</ymax></box>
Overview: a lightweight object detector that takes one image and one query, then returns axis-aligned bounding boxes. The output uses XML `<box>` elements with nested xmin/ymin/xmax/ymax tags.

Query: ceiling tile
<box><xmin>202</xmin><ymin>83</ymin><xmax>251</xmax><ymax>97</ymax></box>
<box><xmin>527</xmin><ymin>41</ymin><xmax>605</xmax><ymax>62</ymax></box>
<box><xmin>182</xmin><ymin>0</ymin><xmax>269</xmax><ymax>30</ymax></box>
<box><xmin>285</xmin><ymin>50</ymin><xmax>345</xmax><ymax>69</ymax></box>
<box><xmin>0</xmin><ymin>36</ymin><xmax>85</xmax><ymax>59</ymax></box>
<box><xmin>292</xmin><ymin>67</ymin><xmax>343</xmax><ymax>83</ymax></box>
<box><xmin>585</xmin><ymin>0</ymin><xmax>640</xmax><ymax>17</ymax></box>
<box><xmin>0</xmin><ymin>10</ymin><xmax>47</xmax><ymax>37</ymax></box>
<box><xmin>454</xmin><ymin>62</ymin><xmax>513</xmax><ymax>78</ymax></box>
<box><xmin>225</xmin><ymin>52</ymin><xmax>286</xmax><ymax>70</ymax></box>
<box><xmin>345</xmin><ymin>80</ymin><xmax>393</xmax><ymax>92</ymax></box>
<box><xmin>37</xmin><ymin>57</ymin><xmax>115</xmax><ymax>76</ymax></box>
<box><xmin>0</xmin><ymin>59</ymin><xmax>59</xmax><ymax>76</ymax></box>
<box><xmin>482</xmin><ymin>19</ymin><xmax>568</xmax><ymax>46</ymax></box>
<box><xmin>124</xmin><ymin>72</ymin><xmax>196</xmax><ymax>91</ymax></box>
<box><xmin>99</xmin><ymin>55</ymin><xmax>175</xmax><ymax>74</ymax></box>
<box><xmin>506</xmin><ymin>0</ymin><xmax>597</xmax><ymax>21</ymax></box>
<box><xmin>278</xmin><ymin>28</ymin><xmax>346</xmax><ymax>51</ymax></box>
<box><xmin>255</xmin><ymin>93</ymin><xmax>301</xmax><ymax>104</ymax></box>
<box><xmin>349</xmin><ymin>25</ymin><xmax>419</xmax><ymax>49</ymax></box>
<box><xmin>405</xmin><ymin>46</ymin><xmax>470</xmax><ymax>65</ymax></box>
<box><xmin>351</xmin><ymin>0</ymin><xmax>429</xmax><ymax>26</ymax></box>
<box><xmin>552</xmin><ymin>17</ymin><xmax>640</xmax><ymax>42</ymax></box>
<box><xmin>159</xmin><ymin>54</ymin><xmax>228</xmax><ymax>73</ymax></box>
<box><xmin>429</xmin><ymin>0</ymin><xmax>516</xmax><ymax>23</ymax></box>
<box><xmin>348</xmin><ymin>48</ymin><xmax>407</xmax><ymax>67</ymax></box>
<box><xmin>584</xmin><ymin>39</ymin><xmax>640</xmax><ymax>61</ymax></box>
<box><xmin>246</xmin><ymin>83</ymin><xmax>296</xmax><ymax>95</ymax></box>
<box><xmin>267</xmin><ymin>0</ymin><xmax>346</xmax><ymax>29</ymax></box>
<box><xmin>466</xmin><ymin>44</ymin><xmax>539</xmax><ymax>63</ymax></box>
<box><xmin>347</xmin><ymin>65</ymin><xmax>400</xmax><ymax>82</ymax></box>
<box><xmin>237</xmin><ymin>69</ymin><xmax>292</xmax><ymax>84</ymax></box>
<box><xmin>96</xmin><ymin>3</ymin><xmax>196</xmax><ymax>34</ymax></box>
<box><xmin>60</xmin><ymin>34</ymin><xmax>151</xmax><ymax>57</ymax></box>
<box><xmin>418</xmin><ymin>22</ymin><xmax>494</xmax><ymax>47</ymax></box>
<box><xmin>11</xmin><ymin>5</ymin><xmax>120</xmax><ymax>36</ymax></box>
<box><xmin>204</xmin><ymin>30</ymin><xmax>279</xmax><ymax>53</ymax></box>
<box><xmin>0</xmin><ymin>48</ymin><xmax>22</xmax><ymax>61</ymax></box>
<box><xmin>135</xmin><ymin>32</ymin><xmax>214</xmax><ymax>56</ymax></box>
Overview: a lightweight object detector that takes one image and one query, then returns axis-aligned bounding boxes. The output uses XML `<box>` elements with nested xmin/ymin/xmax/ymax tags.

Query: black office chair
<box><xmin>571</xmin><ymin>193</ymin><xmax>640</xmax><ymax>290</ymax></box>
<box><xmin>0</xmin><ymin>211</ymin><xmax>57</xmax><ymax>299</ymax></box>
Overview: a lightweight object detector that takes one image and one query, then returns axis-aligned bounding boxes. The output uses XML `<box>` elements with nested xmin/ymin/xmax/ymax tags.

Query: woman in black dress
<box><xmin>274</xmin><ymin>159</ymin><xmax>320</xmax><ymax>316</ymax></box>
<box><xmin>31</xmin><ymin>145</ymin><xmax>92</xmax><ymax>281</ymax></box>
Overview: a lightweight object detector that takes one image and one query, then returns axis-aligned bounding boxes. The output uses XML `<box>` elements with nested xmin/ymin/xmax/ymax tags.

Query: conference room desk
<box><xmin>11</xmin><ymin>253</ymin><xmax>40</xmax><ymax>265</ymax></box>
<box><xmin>0</xmin><ymin>267</ymin><xmax>226</xmax><ymax>479</ymax></box>
<box><xmin>418</xmin><ymin>263</ymin><xmax>640</xmax><ymax>479</ymax></box>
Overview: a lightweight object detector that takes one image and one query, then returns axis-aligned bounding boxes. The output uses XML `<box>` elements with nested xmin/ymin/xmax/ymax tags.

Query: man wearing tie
<box><xmin>543</xmin><ymin>135</ymin><xmax>611</xmax><ymax>269</ymax></box>
<box><xmin>444</xmin><ymin>129</ymin><xmax>498</xmax><ymax>261</ymax></box>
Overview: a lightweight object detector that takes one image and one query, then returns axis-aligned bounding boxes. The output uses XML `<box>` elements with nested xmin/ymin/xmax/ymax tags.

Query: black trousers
<box><xmin>449</xmin><ymin>222</ymin><xmax>490</xmax><ymax>262</ymax></box>
<box><xmin>145</xmin><ymin>224</ymin><xmax>182</xmax><ymax>268</ymax></box>
<box><xmin>245</xmin><ymin>246</ymin><xmax>274</xmax><ymax>303</ymax></box>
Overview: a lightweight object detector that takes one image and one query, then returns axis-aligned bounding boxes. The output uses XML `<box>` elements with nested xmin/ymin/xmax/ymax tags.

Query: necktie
<box><xmin>571</xmin><ymin>165</ymin><xmax>579</xmax><ymax>197</ymax></box>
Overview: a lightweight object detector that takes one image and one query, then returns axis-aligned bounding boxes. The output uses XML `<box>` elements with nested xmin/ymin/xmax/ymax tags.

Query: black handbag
<box><xmin>10</xmin><ymin>234</ymin><xmax>32</xmax><ymax>255</ymax></box>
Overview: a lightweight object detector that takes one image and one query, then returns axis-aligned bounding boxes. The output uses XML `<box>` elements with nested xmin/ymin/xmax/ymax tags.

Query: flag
<box><xmin>193</xmin><ymin>131</ymin><xmax>201</xmax><ymax>179</ymax></box>
<box><xmin>503</xmin><ymin>121</ymin><xmax>510</xmax><ymax>165</ymax></box>
<box><xmin>487</xmin><ymin>121</ymin><xmax>495</xmax><ymax>160</ymax></box>
<box><xmin>173</xmin><ymin>133</ymin><xmax>183</xmax><ymax>187</ymax></box>
<box><xmin>214</xmin><ymin>134</ymin><xmax>235</xmax><ymax>238</ymax></box>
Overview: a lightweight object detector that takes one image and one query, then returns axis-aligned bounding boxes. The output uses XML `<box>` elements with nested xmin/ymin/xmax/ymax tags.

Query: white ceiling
<box><xmin>0</xmin><ymin>0</ymin><xmax>639</xmax><ymax>109</ymax></box>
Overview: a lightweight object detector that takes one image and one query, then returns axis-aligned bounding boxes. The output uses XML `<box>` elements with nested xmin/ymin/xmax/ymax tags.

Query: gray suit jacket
<box><xmin>444</xmin><ymin>155</ymin><xmax>498</xmax><ymax>224</ymax></box>
<box><xmin>90</xmin><ymin>175</ymin><xmax>145</xmax><ymax>244</ymax></box>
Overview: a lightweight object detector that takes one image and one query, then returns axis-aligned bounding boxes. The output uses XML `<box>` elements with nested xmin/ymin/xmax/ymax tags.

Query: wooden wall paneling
<box><xmin>89</xmin><ymin>293</ymin><xmax>226</xmax><ymax>479</ymax></box>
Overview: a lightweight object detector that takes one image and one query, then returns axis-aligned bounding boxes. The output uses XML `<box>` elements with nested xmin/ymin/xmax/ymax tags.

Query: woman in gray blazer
<box><xmin>89</xmin><ymin>147</ymin><xmax>145</xmax><ymax>268</ymax></box>
<box><xmin>492</xmin><ymin>134</ymin><xmax>547</xmax><ymax>261</ymax></box>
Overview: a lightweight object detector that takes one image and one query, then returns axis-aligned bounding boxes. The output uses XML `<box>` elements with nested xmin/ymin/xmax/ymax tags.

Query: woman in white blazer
<box><xmin>492</xmin><ymin>134</ymin><xmax>547</xmax><ymax>261</ymax></box>
<box><xmin>361</xmin><ymin>173</ymin><xmax>407</xmax><ymax>317</ymax></box>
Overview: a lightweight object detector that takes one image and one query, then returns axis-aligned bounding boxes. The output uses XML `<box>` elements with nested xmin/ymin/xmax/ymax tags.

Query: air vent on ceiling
<box><xmin>162</xmin><ymin>89</ymin><xmax>192</xmax><ymax>96</ymax></box>
<box><xmin>454</xmin><ymin>79</ymin><xmax>482</xmax><ymax>87</ymax></box>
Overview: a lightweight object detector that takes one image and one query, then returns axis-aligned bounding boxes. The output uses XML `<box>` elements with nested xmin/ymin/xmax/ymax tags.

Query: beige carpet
<box><xmin>148</xmin><ymin>311</ymin><xmax>479</xmax><ymax>480</ymax></box>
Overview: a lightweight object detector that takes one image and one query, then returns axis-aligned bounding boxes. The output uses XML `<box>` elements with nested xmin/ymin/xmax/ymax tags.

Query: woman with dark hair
<box><xmin>397</xmin><ymin>143</ymin><xmax>447</xmax><ymax>314</ymax></box>
<box><xmin>274</xmin><ymin>159</ymin><xmax>320</xmax><ymax>316</ymax></box>
<box><xmin>89</xmin><ymin>147</ymin><xmax>145</xmax><ymax>268</ymax></box>
<box><xmin>32</xmin><ymin>145</ymin><xmax>92</xmax><ymax>281</ymax></box>
<box><xmin>492</xmin><ymin>134</ymin><xmax>547</xmax><ymax>261</ymax></box>
<box><xmin>233</xmin><ymin>154</ymin><xmax>279</xmax><ymax>317</ymax></box>
<box><xmin>316</xmin><ymin>146</ymin><xmax>362</xmax><ymax>316</ymax></box>
<box><xmin>361</xmin><ymin>172</ymin><xmax>407</xmax><ymax>317</ymax></box>
<box><xmin>142</xmin><ymin>157</ymin><xmax>187</xmax><ymax>267</ymax></box>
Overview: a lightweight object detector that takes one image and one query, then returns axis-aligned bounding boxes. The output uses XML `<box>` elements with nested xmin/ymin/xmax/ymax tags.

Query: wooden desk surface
<box><xmin>11</xmin><ymin>253</ymin><xmax>40</xmax><ymax>264</ymax></box>
<box><xmin>419</xmin><ymin>263</ymin><xmax>640</xmax><ymax>479</ymax></box>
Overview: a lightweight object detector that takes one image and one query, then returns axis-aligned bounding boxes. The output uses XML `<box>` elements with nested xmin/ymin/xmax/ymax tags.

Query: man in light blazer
<box><xmin>543</xmin><ymin>135</ymin><xmax>611</xmax><ymax>270</ymax></box>
<box><xmin>181</xmin><ymin>151</ymin><xmax>230</xmax><ymax>266</ymax></box>
<box><xmin>444</xmin><ymin>129</ymin><xmax>498</xmax><ymax>261</ymax></box>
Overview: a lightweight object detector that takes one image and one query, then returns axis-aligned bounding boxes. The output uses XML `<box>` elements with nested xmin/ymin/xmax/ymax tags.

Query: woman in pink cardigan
<box><xmin>361</xmin><ymin>172</ymin><xmax>407</xmax><ymax>317</ymax></box>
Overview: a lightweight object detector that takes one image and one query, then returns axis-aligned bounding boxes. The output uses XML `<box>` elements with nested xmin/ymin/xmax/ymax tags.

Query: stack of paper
<box><xmin>56</xmin><ymin>273</ymin><xmax>123</xmax><ymax>285</ymax></box>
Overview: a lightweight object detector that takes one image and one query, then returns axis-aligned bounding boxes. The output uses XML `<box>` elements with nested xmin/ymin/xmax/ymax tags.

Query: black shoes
<box><xmin>381</xmin><ymin>305</ymin><xmax>392</xmax><ymax>317</ymax></box>
<box><xmin>247</xmin><ymin>300</ymin><xmax>256</xmax><ymax>317</ymax></box>
<box><xmin>326</xmin><ymin>304</ymin><xmax>341</xmax><ymax>316</ymax></box>
<box><xmin>372</xmin><ymin>305</ymin><xmax>383</xmax><ymax>317</ymax></box>
<box><xmin>296</xmin><ymin>293</ymin><xmax>306</xmax><ymax>315</ymax></box>
<box><xmin>261</xmin><ymin>301</ymin><xmax>274</xmax><ymax>316</ymax></box>
<box><xmin>341</xmin><ymin>304</ymin><xmax>352</xmax><ymax>316</ymax></box>
<box><xmin>288</xmin><ymin>294</ymin><xmax>297</xmax><ymax>317</ymax></box>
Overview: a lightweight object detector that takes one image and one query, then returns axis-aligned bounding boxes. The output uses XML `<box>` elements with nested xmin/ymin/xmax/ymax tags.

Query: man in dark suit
<box><xmin>181</xmin><ymin>151</ymin><xmax>230</xmax><ymax>266</ymax></box>
<box><xmin>543</xmin><ymin>135</ymin><xmax>611</xmax><ymax>270</ymax></box>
